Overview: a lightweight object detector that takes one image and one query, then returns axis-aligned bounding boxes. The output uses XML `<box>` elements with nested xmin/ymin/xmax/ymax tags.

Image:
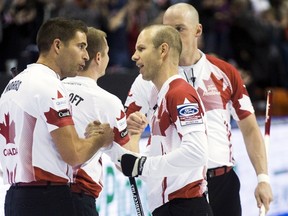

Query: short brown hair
<box><xmin>36</xmin><ymin>17</ymin><xmax>88</xmax><ymax>53</ymax></box>
<box><xmin>145</xmin><ymin>24</ymin><xmax>182</xmax><ymax>58</ymax></box>
<box><xmin>83</xmin><ymin>27</ymin><xmax>107</xmax><ymax>71</ymax></box>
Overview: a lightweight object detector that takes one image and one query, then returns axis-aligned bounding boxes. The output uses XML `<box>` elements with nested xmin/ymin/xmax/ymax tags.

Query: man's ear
<box><xmin>94</xmin><ymin>52</ymin><xmax>102</xmax><ymax>64</ymax></box>
<box><xmin>95</xmin><ymin>52</ymin><xmax>101</xmax><ymax>64</ymax></box>
<box><xmin>160</xmin><ymin>43</ymin><xmax>169</xmax><ymax>57</ymax></box>
<box><xmin>195</xmin><ymin>24</ymin><xmax>202</xmax><ymax>37</ymax></box>
<box><xmin>53</xmin><ymin>39</ymin><xmax>61</xmax><ymax>54</ymax></box>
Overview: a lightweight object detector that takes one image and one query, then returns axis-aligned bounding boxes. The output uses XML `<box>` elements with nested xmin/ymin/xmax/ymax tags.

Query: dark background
<box><xmin>0</xmin><ymin>72</ymin><xmax>138</xmax><ymax>105</ymax></box>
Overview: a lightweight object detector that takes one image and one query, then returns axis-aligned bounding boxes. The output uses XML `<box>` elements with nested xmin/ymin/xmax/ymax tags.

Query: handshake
<box><xmin>120</xmin><ymin>154</ymin><xmax>147</xmax><ymax>177</ymax></box>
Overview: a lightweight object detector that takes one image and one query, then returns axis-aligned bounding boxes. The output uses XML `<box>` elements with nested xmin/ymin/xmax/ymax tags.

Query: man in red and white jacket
<box><xmin>124</xmin><ymin>3</ymin><xmax>273</xmax><ymax>216</ymax></box>
<box><xmin>120</xmin><ymin>24</ymin><xmax>213</xmax><ymax>215</ymax></box>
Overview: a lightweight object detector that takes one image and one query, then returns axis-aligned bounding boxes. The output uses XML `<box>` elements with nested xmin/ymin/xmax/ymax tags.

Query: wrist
<box><xmin>257</xmin><ymin>173</ymin><xmax>270</xmax><ymax>184</ymax></box>
<box><xmin>121</xmin><ymin>154</ymin><xmax>147</xmax><ymax>177</ymax></box>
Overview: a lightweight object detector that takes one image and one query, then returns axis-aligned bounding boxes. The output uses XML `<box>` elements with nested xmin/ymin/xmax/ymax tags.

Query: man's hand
<box><xmin>255</xmin><ymin>182</ymin><xmax>273</xmax><ymax>214</ymax></box>
<box><xmin>120</xmin><ymin>154</ymin><xmax>147</xmax><ymax>177</ymax></box>
<box><xmin>85</xmin><ymin>121</ymin><xmax>114</xmax><ymax>148</ymax></box>
<box><xmin>127</xmin><ymin>112</ymin><xmax>148</xmax><ymax>135</ymax></box>
<box><xmin>85</xmin><ymin>121</ymin><xmax>103</xmax><ymax>137</ymax></box>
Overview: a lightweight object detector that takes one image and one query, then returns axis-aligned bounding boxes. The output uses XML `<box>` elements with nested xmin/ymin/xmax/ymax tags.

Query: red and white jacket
<box><xmin>125</xmin><ymin>51</ymin><xmax>254</xmax><ymax>170</ymax></box>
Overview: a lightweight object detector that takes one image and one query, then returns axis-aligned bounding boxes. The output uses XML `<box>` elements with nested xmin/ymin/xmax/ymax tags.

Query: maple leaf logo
<box><xmin>197</xmin><ymin>73</ymin><xmax>230</xmax><ymax>111</ymax></box>
<box><xmin>52</xmin><ymin>90</ymin><xmax>64</xmax><ymax>100</ymax></box>
<box><xmin>0</xmin><ymin>113</ymin><xmax>16</xmax><ymax>144</ymax></box>
<box><xmin>125</xmin><ymin>102</ymin><xmax>141</xmax><ymax>117</ymax></box>
<box><xmin>44</xmin><ymin>108</ymin><xmax>60</xmax><ymax>125</ymax></box>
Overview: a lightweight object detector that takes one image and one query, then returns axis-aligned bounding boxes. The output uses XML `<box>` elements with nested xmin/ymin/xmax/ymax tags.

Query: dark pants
<box><xmin>207</xmin><ymin>169</ymin><xmax>241</xmax><ymax>216</ymax></box>
<box><xmin>5</xmin><ymin>185</ymin><xmax>76</xmax><ymax>216</ymax></box>
<box><xmin>152</xmin><ymin>196</ymin><xmax>213</xmax><ymax>216</ymax></box>
<box><xmin>71</xmin><ymin>192</ymin><xmax>98</xmax><ymax>216</ymax></box>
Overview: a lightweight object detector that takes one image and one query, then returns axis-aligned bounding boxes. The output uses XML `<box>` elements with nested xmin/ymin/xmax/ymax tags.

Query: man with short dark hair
<box><xmin>0</xmin><ymin>18</ymin><xmax>114</xmax><ymax>216</ymax></box>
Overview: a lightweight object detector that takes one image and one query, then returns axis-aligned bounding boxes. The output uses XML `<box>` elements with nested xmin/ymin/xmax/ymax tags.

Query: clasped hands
<box><xmin>85</xmin><ymin>120</ymin><xmax>114</xmax><ymax>148</ymax></box>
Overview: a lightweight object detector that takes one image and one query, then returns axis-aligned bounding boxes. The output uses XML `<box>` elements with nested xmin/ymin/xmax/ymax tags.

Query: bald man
<box><xmin>121</xmin><ymin>24</ymin><xmax>213</xmax><ymax>216</ymax></box>
<box><xmin>124</xmin><ymin>3</ymin><xmax>273</xmax><ymax>216</ymax></box>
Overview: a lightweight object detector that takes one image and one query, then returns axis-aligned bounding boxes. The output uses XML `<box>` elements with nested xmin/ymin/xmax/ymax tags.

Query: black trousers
<box><xmin>207</xmin><ymin>169</ymin><xmax>241</xmax><ymax>216</ymax></box>
<box><xmin>152</xmin><ymin>196</ymin><xmax>213</xmax><ymax>216</ymax></box>
<box><xmin>71</xmin><ymin>192</ymin><xmax>98</xmax><ymax>216</ymax></box>
<box><xmin>5</xmin><ymin>185</ymin><xmax>76</xmax><ymax>216</ymax></box>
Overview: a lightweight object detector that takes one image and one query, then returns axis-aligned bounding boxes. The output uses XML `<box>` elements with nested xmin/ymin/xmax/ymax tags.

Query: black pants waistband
<box><xmin>207</xmin><ymin>166</ymin><xmax>233</xmax><ymax>178</ymax></box>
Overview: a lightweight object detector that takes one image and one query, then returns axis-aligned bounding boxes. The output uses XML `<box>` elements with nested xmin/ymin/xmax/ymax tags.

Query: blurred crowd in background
<box><xmin>0</xmin><ymin>0</ymin><xmax>288</xmax><ymax>113</ymax></box>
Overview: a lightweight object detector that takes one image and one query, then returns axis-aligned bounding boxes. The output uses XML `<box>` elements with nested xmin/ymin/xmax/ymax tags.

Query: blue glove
<box><xmin>121</xmin><ymin>154</ymin><xmax>147</xmax><ymax>177</ymax></box>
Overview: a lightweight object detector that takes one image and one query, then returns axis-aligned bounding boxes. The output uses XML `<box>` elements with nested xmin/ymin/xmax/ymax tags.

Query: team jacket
<box><xmin>125</xmin><ymin>51</ymin><xmax>254</xmax><ymax>169</ymax></box>
<box><xmin>134</xmin><ymin>75</ymin><xmax>208</xmax><ymax>212</ymax></box>
<box><xmin>62</xmin><ymin>76</ymin><xmax>130</xmax><ymax>198</ymax></box>
<box><xmin>0</xmin><ymin>64</ymin><xmax>74</xmax><ymax>184</ymax></box>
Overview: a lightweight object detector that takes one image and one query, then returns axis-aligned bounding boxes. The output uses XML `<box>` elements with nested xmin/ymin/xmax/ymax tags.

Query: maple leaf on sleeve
<box><xmin>0</xmin><ymin>114</ymin><xmax>16</xmax><ymax>144</ymax></box>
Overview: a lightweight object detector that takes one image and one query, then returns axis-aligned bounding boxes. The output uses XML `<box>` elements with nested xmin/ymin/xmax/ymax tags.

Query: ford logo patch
<box><xmin>178</xmin><ymin>105</ymin><xmax>198</xmax><ymax>116</ymax></box>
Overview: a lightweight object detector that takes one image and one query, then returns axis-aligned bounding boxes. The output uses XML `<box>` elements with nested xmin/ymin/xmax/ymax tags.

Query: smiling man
<box><xmin>120</xmin><ymin>24</ymin><xmax>213</xmax><ymax>216</ymax></box>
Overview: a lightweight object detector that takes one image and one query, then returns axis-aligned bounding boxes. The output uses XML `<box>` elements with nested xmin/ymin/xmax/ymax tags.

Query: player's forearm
<box><xmin>58</xmin><ymin>137</ymin><xmax>110</xmax><ymax>166</ymax></box>
<box><xmin>142</xmin><ymin>132</ymin><xmax>208</xmax><ymax>177</ymax></box>
<box><xmin>244</xmin><ymin>133</ymin><xmax>268</xmax><ymax>175</ymax></box>
<box><xmin>52</xmin><ymin>125</ymin><xmax>113</xmax><ymax>166</ymax></box>
<box><xmin>74</xmin><ymin>136</ymin><xmax>112</xmax><ymax>165</ymax></box>
<box><xmin>104</xmin><ymin>142</ymin><xmax>138</xmax><ymax>167</ymax></box>
<box><xmin>238</xmin><ymin>115</ymin><xmax>268</xmax><ymax>175</ymax></box>
<box><xmin>123</xmin><ymin>134</ymin><xmax>141</xmax><ymax>153</ymax></box>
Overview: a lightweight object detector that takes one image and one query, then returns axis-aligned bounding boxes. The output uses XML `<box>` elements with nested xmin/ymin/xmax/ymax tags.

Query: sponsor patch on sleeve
<box><xmin>116</xmin><ymin>116</ymin><xmax>127</xmax><ymax>132</ymax></box>
<box><xmin>120</xmin><ymin>128</ymin><xmax>128</xmax><ymax>138</ymax></box>
<box><xmin>52</xmin><ymin>97</ymin><xmax>70</xmax><ymax>111</ymax></box>
<box><xmin>177</xmin><ymin>103</ymin><xmax>203</xmax><ymax>126</ymax></box>
<box><xmin>57</xmin><ymin>109</ymin><xmax>71</xmax><ymax>118</ymax></box>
